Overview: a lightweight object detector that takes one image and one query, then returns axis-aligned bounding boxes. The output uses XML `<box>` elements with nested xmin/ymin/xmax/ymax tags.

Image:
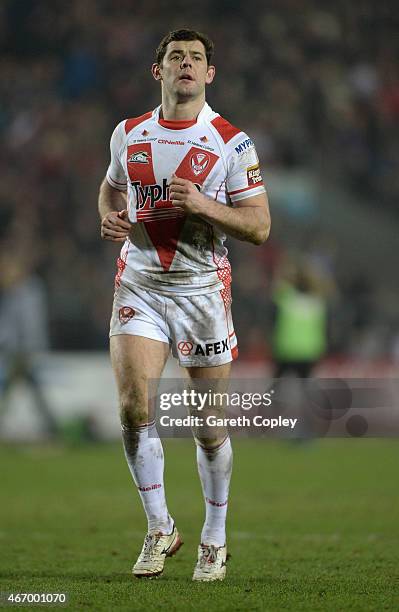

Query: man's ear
<box><xmin>151</xmin><ymin>63</ymin><xmax>162</xmax><ymax>81</ymax></box>
<box><xmin>205</xmin><ymin>65</ymin><xmax>216</xmax><ymax>85</ymax></box>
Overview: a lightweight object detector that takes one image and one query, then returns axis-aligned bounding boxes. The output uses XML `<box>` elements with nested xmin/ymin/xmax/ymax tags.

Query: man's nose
<box><xmin>180</xmin><ymin>55</ymin><xmax>192</xmax><ymax>68</ymax></box>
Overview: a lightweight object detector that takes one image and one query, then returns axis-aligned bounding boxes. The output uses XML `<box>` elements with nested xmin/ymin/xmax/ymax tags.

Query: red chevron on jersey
<box><xmin>145</xmin><ymin>216</ymin><xmax>186</xmax><ymax>272</ymax></box>
<box><xmin>126</xmin><ymin>143</ymin><xmax>186</xmax><ymax>272</ymax></box>
<box><xmin>127</xmin><ymin>145</ymin><xmax>218</xmax><ymax>272</ymax></box>
<box><xmin>106</xmin><ymin>103</ymin><xmax>266</xmax><ymax>295</ymax></box>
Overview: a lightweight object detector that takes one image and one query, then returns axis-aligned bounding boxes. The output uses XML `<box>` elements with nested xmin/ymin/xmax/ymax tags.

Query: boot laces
<box><xmin>199</xmin><ymin>544</ymin><xmax>218</xmax><ymax>566</ymax></box>
<box><xmin>142</xmin><ymin>534</ymin><xmax>161</xmax><ymax>560</ymax></box>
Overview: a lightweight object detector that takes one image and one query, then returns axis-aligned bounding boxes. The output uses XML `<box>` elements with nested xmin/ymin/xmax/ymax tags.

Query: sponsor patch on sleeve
<box><xmin>247</xmin><ymin>164</ymin><xmax>263</xmax><ymax>186</ymax></box>
<box><xmin>236</xmin><ymin>145</ymin><xmax>259</xmax><ymax>170</ymax></box>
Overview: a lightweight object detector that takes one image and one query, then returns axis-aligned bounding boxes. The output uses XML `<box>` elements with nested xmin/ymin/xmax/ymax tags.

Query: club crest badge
<box><xmin>118</xmin><ymin>306</ymin><xmax>136</xmax><ymax>324</ymax></box>
<box><xmin>190</xmin><ymin>152</ymin><xmax>210</xmax><ymax>176</ymax></box>
<box><xmin>128</xmin><ymin>151</ymin><xmax>150</xmax><ymax>164</ymax></box>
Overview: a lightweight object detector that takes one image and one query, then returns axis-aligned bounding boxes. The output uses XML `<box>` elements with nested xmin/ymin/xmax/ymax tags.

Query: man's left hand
<box><xmin>169</xmin><ymin>174</ymin><xmax>207</xmax><ymax>215</ymax></box>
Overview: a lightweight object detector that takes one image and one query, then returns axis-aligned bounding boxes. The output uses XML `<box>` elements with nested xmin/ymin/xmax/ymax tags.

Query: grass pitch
<box><xmin>1</xmin><ymin>438</ymin><xmax>398</xmax><ymax>611</ymax></box>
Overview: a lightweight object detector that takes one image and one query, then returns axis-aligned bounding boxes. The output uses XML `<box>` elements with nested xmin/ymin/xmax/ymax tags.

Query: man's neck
<box><xmin>160</xmin><ymin>94</ymin><xmax>206</xmax><ymax>121</ymax></box>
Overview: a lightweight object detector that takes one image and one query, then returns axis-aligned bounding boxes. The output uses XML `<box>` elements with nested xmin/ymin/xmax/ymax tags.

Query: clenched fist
<box><xmin>101</xmin><ymin>209</ymin><xmax>132</xmax><ymax>242</ymax></box>
<box><xmin>169</xmin><ymin>174</ymin><xmax>207</xmax><ymax>215</ymax></box>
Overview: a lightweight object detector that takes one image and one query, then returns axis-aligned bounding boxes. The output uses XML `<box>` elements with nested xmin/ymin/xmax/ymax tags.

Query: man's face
<box><xmin>152</xmin><ymin>40</ymin><xmax>215</xmax><ymax>99</ymax></box>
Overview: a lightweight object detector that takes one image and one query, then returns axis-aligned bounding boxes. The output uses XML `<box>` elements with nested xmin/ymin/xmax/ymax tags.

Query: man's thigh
<box><xmin>110</xmin><ymin>334</ymin><xmax>169</xmax><ymax>426</ymax></box>
<box><xmin>187</xmin><ymin>362</ymin><xmax>231</xmax><ymax>380</ymax></box>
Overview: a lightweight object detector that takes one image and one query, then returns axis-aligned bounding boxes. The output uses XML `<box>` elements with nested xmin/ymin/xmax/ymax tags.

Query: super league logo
<box><xmin>128</xmin><ymin>151</ymin><xmax>150</xmax><ymax>164</ymax></box>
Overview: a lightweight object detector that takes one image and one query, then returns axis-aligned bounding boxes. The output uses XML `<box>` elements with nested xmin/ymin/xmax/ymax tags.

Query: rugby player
<box><xmin>98</xmin><ymin>28</ymin><xmax>270</xmax><ymax>581</ymax></box>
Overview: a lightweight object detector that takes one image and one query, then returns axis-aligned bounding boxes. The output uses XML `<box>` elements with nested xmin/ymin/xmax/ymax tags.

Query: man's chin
<box><xmin>176</xmin><ymin>92</ymin><xmax>195</xmax><ymax>100</ymax></box>
<box><xmin>176</xmin><ymin>82</ymin><xmax>200</xmax><ymax>96</ymax></box>
<box><xmin>176</xmin><ymin>89</ymin><xmax>200</xmax><ymax>102</ymax></box>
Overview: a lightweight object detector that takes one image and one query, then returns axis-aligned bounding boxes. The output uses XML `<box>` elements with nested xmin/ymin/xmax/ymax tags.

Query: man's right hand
<box><xmin>101</xmin><ymin>209</ymin><xmax>132</xmax><ymax>242</ymax></box>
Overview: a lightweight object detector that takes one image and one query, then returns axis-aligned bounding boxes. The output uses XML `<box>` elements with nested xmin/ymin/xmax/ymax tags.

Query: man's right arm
<box><xmin>98</xmin><ymin>177</ymin><xmax>132</xmax><ymax>243</ymax></box>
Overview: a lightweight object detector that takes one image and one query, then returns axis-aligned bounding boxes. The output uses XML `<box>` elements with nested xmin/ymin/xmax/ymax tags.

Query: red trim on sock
<box><xmin>196</xmin><ymin>435</ymin><xmax>229</xmax><ymax>453</ymax></box>
<box><xmin>121</xmin><ymin>420</ymin><xmax>156</xmax><ymax>432</ymax></box>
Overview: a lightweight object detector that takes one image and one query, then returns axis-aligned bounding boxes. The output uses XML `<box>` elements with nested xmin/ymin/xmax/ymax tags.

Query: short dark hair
<box><xmin>156</xmin><ymin>29</ymin><xmax>214</xmax><ymax>66</ymax></box>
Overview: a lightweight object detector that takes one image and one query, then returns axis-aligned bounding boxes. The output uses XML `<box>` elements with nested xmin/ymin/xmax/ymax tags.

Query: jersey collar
<box><xmin>153</xmin><ymin>103</ymin><xmax>212</xmax><ymax>130</ymax></box>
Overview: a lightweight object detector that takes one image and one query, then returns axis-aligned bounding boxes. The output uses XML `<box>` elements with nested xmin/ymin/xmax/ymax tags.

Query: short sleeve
<box><xmin>106</xmin><ymin>121</ymin><xmax>127</xmax><ymax>191</ymax></box>
<box><xmin>226</xmin><ymin>135</ymin><xmax>266</xmax><ymax>203</ymax></box>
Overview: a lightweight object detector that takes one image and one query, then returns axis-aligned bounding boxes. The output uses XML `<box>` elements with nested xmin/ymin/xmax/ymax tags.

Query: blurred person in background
<box><xmin>0</xmin><ymin>224</ymin><xmax>58</xmax><ymax>438</ymax></box>
<box><xmin>271</xmin><ymin>255</ymin><xmax>332</xmax><ymax>378</ymax></box>
<box><xmin>98</xmin><ymin>28</ymin><xmax>270</xmax><ymax>582</ymax></box>
<box><xmin>270</xmin><ymin>255</ymin><xmax>334</xmax><ymax>437</ymax></box>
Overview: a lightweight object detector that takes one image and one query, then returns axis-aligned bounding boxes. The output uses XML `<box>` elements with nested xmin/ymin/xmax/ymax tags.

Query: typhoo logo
<box><xmin>131</xmin><ymin>179</ymin><xmax>200</xmax><ymax>209</ymax></box>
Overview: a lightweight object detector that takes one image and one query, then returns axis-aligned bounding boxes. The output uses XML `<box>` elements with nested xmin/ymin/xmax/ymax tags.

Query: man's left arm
<box><xmin>169</xmin><ymin>175</ymin><xmax>271</xmax><ymax>245</ymax></box>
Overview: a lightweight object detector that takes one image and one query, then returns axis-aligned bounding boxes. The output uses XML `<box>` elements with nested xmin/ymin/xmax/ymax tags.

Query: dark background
<box><xmin>1</xmin><ymin>0</ymin><xmax>398</xmax><ymax>363</ymax></box>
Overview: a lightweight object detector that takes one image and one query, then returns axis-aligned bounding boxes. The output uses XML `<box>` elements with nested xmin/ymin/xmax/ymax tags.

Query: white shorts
<box><xmin>110</xmin><ymin>280</ymin><xmax>238</xmax><ymax>367</ymax></box>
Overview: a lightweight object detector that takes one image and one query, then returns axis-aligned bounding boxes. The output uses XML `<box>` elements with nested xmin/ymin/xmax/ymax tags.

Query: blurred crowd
<box><xmin>0</xmin><ymin>0</ymin><xmax>398</xmax><ymax>357</ymax></box>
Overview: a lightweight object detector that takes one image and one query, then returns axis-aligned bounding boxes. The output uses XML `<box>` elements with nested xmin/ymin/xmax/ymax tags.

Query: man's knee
<box><xmin>194</xmin><ymin>434</ymin><xmax>227</xmax><ymax>452</ymax></box>
<box><xmin>119</xmin><ymin>388</ymin><xmax>149</xmax><ymax>428</ymax></box>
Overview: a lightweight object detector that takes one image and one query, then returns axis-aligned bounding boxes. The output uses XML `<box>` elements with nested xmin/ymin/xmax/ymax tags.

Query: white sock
<box><xmin>122</xmin><ymin>421</ymin><xmax>173</xmax><ymax>535</ymax></box>
<box><xmin>196</xmin><ymin>436</ymin><xmax>233</xmax><ymax>547</ymax></box>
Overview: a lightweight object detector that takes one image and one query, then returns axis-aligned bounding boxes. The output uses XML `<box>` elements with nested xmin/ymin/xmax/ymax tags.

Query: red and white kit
<box><xmin>108</xmin><ymin>102</ymin><xmax>265</xmax><ymax>366</ymax></box>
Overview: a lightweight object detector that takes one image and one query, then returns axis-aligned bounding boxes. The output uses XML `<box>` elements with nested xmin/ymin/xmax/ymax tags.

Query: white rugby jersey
<box><xmin>106</xmin><ymin>102</ymin><xmax>265</xmax><ymax>296</ymax></box>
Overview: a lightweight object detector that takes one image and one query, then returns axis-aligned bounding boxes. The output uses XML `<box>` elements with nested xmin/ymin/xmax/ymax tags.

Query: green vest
<box><xmin>273</xmin><ymin>284</ymin><xmax>327</xmax><ymax>361</ymax></box>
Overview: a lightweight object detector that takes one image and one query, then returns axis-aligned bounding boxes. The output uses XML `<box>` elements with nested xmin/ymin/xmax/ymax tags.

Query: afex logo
<box><xmin>177</xmin><ymin>341</ymin><xmax>194</xmax><ymax>356</ymax></box>
<box><xmin>178</xmin><ymin>338</ymin><xmax>229</xmax><ymax>357</ymax></box>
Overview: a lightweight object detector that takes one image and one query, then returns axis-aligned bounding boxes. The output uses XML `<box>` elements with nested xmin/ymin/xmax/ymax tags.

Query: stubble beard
<box><xmin>175</xmin><ymin>82</ymin><xmax>204</xmax><ymax>103</ymax></box>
